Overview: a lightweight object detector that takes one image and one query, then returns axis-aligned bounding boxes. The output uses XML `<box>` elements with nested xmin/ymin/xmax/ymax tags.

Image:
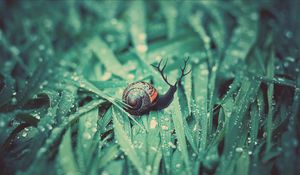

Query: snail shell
<box><xmin>122</xmin><ymin>82</ymin><xmax>158</xmax><ymax>115</ymax></box>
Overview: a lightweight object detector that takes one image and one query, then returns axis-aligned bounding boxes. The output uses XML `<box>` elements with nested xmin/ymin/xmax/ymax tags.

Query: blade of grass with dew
<box><xmin>159</xmin><ymin>1</ymin><xmax>177</xmax><ymax>39</ymax></box>
<box><xmin>210</xmin><ymin>95</ymin><xmax>235</xmax><ymax>147</ymax></box>
<box><xmin>151</xmin><ymin>149</ymin><xmax>162</xmax><ymax>175</ymax></box>
<box><xmin>136</xmin><ymin>114</ymin><xmax>153</xmax><ymax>166</ymax></box>
<box><xmin>245</xmin><ymin>70</ymin><xmax>297</xmax><ymax>89</ymax></box>
<box><xmin>76</xmin><ymin>108</ymin><xmax>98</xmax><ymax>173</ymax></box>
<box><xmin>0</xmin><ymin>113</ymin><xmax>20</xmax><ymax>149</ymax></box>
<box><xmin>171</xmin><ymin>93</ymin><xmax>192</xmax><ymax>175</ymax></box>
<box><xmin>188</xmin><ymin>11</ymin><xmax>214</xmax><ymax>70</ymax></box>
<box><xmin>235</xmin><ymin>152</ymin><xmax>250</xmax><ymax>175</ymax></box>
<box><xmin>224</xmin><ymin>78</ymin><xmax>260</xmax><ymax>151</ymax></box>
<box><xmin>266</xmin><ymin>48</ymin><xmax>275</xmax><ymax>152</ymax></box>
<box><xmin>38</xmin><ymin>89</ymin><xmax>60</xmax><ymax>108</ymax></box>
<box><xmin>119</xmin><ymin>34</ymin><xmax>202</xmax><ymax>64</ymax></box>
<box><xmin>0</xmin><ymin>29</ymin><xmax>30</xmax><ymax>75</ymax></box>
<box><xmin>171</xmin><ymin>149</ymin><xmax>185</xmax><ymax>174</ymax></box>
<box><xmin>128</xmin><ymin>1</ymin><xmax>148</xmax><ymax>59</ymax></box>
<box><xmin>21</xmin><ymin>100</ymin><xmax>103</xmax><ymax>175</ymax></box>
<box><xmin>103</xmin><ymin>160</ymin><xmax>124</xmax><ymax>175</ymax></box>
<box><xmin>192</xmin><ymin>63</ymin><xmax>209</xmax><ymax>152</ymax></box>
<box><xmin>222</xmin><ymin>13</ymin><xmax>257</xmax><ymax>72</ymax></box>
<box><xmin>56</xmin><ymin>84</ymin><xmax>76</xmax><ymax>123</ymax></box>
<box><xmin>58</xmin><ymin>128</ymin><xmax>80</xmax><ymax>175</ymax></box>
<box><xmin>147</xmin><ymin>112</ymin><xmax>162</xmax><ymax>175</ymax></box>
<box><xmin>112</xmin><ymin>106</ymin><xmax>144</xmax><ymax>175</ymax></box>
<box><xmin>119</xmin><ymin>109</ymin><xmax>133</xmax><ymax>138</ymax></box>
<box><xmin>249</xmin><ymin>100</ymin><xmax>259</xmax><ymax>150</ymax></box>
<box><xmin>158</xmin><ymin>111</ymin><xmax>172</xmax><ymax>174</ymax></box>
<box><xmin>131</xmin><ymin>123</ymin><xmax>147</xmax><ymax>172</ymax></box>
<box><xmin>216</xmin><ymin>78</ymin><xmax>260</xmax><ymax>175</ymax></box>
<box><xmin>98</xmin><ymin>107</ymin><xmax>112</xmax><ymax>134</ymax></box>
<box><xmin>216</xmin><ymin>77</ymin><xmax>241</xmax><ymax>106</ymax></box>
<box><xmin>275</xmin><ymin>68</ymin><xmax>300</xmax><ymax>175</ymax></box>
<box><xmin>183</xmin><ymin>67</ymin><xmax>192</xmax><ymax>113</ymax></box>
<box><xmin>0</xmin><ymin>74</ymin><xmax>14</xmax><ymax>109</ymax></box>
<box><xmin>177</xmin><ymin>81</ymin><xmax>197</xmax><ymax>153</ymax></box>
<box><xmin>16</xmin><ymin>58</ymin><xmax>52</xmax><ymax>108</ymax></box>
<box><xmin>90</xmin><ymin>80</ymin><xmax>127</xmax><ymax>91</ymax></box>
<box><xmin>146</xmin><ymin>35</ymin><xmax>202</xmax><ymax>63</ymax></box>
<box><xmin>87</xmin><ymin>37</ymin><xmax>129</xmax><ymax>80</ymax></box>
<box><xmin>66</xmin><ymin>0</ymin><xmax>81</xmax><ymax>34</ymax></box>
<box><xmin>98</xmin><ymin>143</ymin><xmax>121</xmax><ymax>170</ymax></box>
<box><xmin>207</xmin><ymin>6</ymin><xmax>226</xmax><ymax>52</ymax></box>
<box><xmin>15</xmin><ymin>113</ymin><xmax>39</xmax><ymax>127</ymax></box>
<box><xmin>207</xmin><ymin>61</ymin><xmax>219</xmax><ymax>136</ymax></box>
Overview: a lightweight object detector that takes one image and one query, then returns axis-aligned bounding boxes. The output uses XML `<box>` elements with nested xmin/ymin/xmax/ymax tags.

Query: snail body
<box><xmin>122</xmin><ymin>82</ymin><xmax>158</xmax><ymax>115</ymax></box>
<box><xmin>122</xmin><ymin>58</ymin><xmax>191</xmax><ymax>116</ymax></box>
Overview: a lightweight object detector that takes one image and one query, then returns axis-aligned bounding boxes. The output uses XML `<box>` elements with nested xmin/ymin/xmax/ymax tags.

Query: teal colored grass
<box><xmin>0</xmin><ymin>1</ymin><xmax>299</xmax><ymax>175</ymax></box>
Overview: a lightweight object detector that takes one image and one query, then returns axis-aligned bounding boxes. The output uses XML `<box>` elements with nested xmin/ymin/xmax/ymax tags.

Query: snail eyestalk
<box><xmin>151</xmin><ymin>59</ymin><xmax>173</xmax><ymax>86</ymax></box>
<box><xmin>151</xmin><ymin>57</ymin><xmax>191</xmax><ymax>110</ymax></box>
<box><xmin>176</xmin><ymin>57</ymin><xmax>192</xmax><ymax>85</ymax></box>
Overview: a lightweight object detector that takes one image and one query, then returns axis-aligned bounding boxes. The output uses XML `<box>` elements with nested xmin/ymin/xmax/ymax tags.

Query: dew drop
<box><xmin>161</xmin><ymin>125</ymin><xmax>169</xmax><ymax>131</ymax></box>
<box><xmin>235</xmin><ymin>147</ymin><xmax>243</xmax><ymax>152</ymax></box>
<box><xmin>150</xmin><ymin>119</ymin><xmax>158</xmax><ymax>129</ymax></box>
<box><xmin>11</xmin><ymin>97</ymin><xmax>17</xmax><ymax>104</ymax></box>
<box><xmin>136</xmin><ymin>44</ymin><xmax>148</xmax><ymax>53</ymax></box>
<box><xmin>83</xmin><ymin>132</ymin><xmax>92</xmax><ymax>140</ymax></box>
<box><xmin>22</xmin><ymin>132</ymin><xmax>28</xmax><ymax>138</ymax></box>
<box><xmin>0</xmin><ymin>121</ymin><xmax>5</xmax><ymax>127</ymax></box>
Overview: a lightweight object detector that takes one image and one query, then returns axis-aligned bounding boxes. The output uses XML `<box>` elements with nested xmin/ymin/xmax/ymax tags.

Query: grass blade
<box><xmin>112</xmin><ymin>107</ymin><xmax>144</xmax><ymax>175</ymax></box>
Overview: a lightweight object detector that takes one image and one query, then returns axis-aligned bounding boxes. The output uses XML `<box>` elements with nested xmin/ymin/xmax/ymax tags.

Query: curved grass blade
<box><xmin>58</xmin><ymin>128</ymin><xmax>81</xmax><ymax>175</ymax></box>
<box><xmin>112</xmin><ymin>107</ymin><xmax>144</xmax><ymax>175</ymax></box>
<box><xmin>128</xmin><ymin>1</ymin><xmax>148</xmax><ymax>59</ymax></box>
<box><xmin>76</xmin><ymin>108</ymin><xmax>98</xmax><ymax>173</ymax></box>
<box><xmin>88</xmin><ymin>37</ymin><xmax>129</xmax><ymax>80</ymax></box>
<box><xmin>171</xmin><ymin>93</ymin><xmax>192</xmax><ymax>175</ymax></box>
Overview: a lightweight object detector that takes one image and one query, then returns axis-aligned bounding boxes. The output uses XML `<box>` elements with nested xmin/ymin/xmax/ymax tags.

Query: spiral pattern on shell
<box><xmin>122</xmin><ymin>82</ymin><xmax>158</xmax><ymax>115</ymax></box>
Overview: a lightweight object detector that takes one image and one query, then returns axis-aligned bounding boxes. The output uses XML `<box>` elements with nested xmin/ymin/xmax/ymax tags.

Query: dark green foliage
<box><xmin>0</xmin><ymin>1</ymin><xmax>299</xmax><ymax>175</ymax></box>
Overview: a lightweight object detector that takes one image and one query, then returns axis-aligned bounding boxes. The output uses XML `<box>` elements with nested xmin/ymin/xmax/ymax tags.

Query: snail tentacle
<box><xmin>151</xmin><ymin>59</ymin><xmax>173</xmax><ymax>86</ymax></box>
<box><xmin>176</xmin><ymin>57</ymin><xmax>192</xmax><ymax>85</ymax></box>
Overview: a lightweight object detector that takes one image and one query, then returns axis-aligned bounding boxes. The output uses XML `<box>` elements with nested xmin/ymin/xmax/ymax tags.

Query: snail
<box><xmin>122</xmin><ymin>58</ymin><xmax>191</xmax><ymax>115</ymax></box>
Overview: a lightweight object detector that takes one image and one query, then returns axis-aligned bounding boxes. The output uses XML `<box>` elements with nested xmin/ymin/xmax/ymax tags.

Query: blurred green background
<box><xmin>0</xmin><ymin>1</ymin><xmax>299</xmax><ymax>175</ymax></box>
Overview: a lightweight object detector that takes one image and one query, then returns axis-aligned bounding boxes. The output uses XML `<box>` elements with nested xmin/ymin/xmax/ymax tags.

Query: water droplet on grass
<box><xmin>83</xmin><ymin>132</ymin><xmax>92</xmax><ymax>140</ymax></box>
<box><xmin>137</xmin><ymin>44</ymin><xmax>148</xmax><ymax>53</ymax></box>
<box><xmin>150</xmin><ymin>119</ymin><xmax>158</xmax><ymax>129</ymax></box>
<box><xmin>235</xmin><ymin>147</ymin><xmax>243</xmax><ymax>152</ymax></box>
<box><xmin>0</xmin><ymin>121</ymin><xmax>5</xmax><ymax>127</ymax></box>
<box><xmin>22</xmin><ymin>132</ymin><xmax>28</xmax><ymax>138</ymax></box>
<box><xmin>11</xmin><ymin>97</ymin><xmax>17</xmax><ymax>104</ymax></box>
<box><xmin>161</xmin><ymin>125</ymin><xmax>169</xmax><ymax>130</ymax></box>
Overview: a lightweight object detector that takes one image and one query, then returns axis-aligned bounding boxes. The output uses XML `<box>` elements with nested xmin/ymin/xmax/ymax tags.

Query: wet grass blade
<box><xmin>76</xmin><ymin>108</ymin><xmax>98</xmax><ymax>173</ymax></box>
<box><xmin>88</xmin><ymin>37</ymin><xmax>129</xmax><ymax>80</ymax></box>
<box><xmin>171</xmin><ymin>94</ymin><xmax>191</xmax><ymax>175</ymax></box>
<box><xmin>128</xmin><ymin>1</ymin><xmax>148</xmax><ymax>58</ymax></box>
<box><xmin>112</xmin><ymin>107</ymin><xmax>144</xmax><ymax>175</ymax></box>
<box><xmin>58</xmin><ymin>128</ymin><xmax>80</xmax><ymax>175</ymax></box>
<box><xmin>266</xmin><ymin>48</ymin><xmax>275</xmax><ymax>151</ymax></box>
<box><xmin>158</xmin><ymin>111</ymin><xmax>172</xmax><ymax>174</ymax></box>
<box><xmin>192</xmin><ymin>63</ymin><xmax>209</xmax><ymax>152</ymax></box>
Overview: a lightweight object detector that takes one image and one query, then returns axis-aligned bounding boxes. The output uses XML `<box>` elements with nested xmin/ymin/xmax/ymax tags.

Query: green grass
<box><xmin>0</xmin><ymin>1</ymin><xmax>300</xmax><ymax>175</ymax></box>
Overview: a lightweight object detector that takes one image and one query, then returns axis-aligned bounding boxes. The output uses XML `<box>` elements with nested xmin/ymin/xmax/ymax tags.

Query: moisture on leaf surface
<box><xmin>0</xmin><ymin>1</ymin><xmax>299</xmax><ymax>175</ymax></box>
